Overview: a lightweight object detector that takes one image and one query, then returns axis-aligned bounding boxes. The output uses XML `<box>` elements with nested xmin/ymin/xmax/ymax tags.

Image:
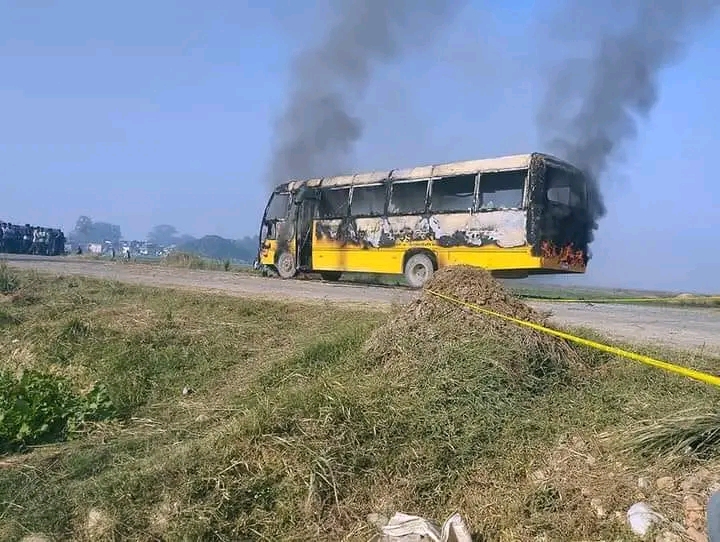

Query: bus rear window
<box><xmin>266</xmin><ymin>193</ymin><xmax>290</xmax><ymax>220</ymax></box>
<box><xmin>430</xmin><ymin>175</ymin><xmax>476</xmax><ymax>213</ymax></box>
<box><xmin>546</xmin><ymin>167</ymin><xmax>586</xmax><ymax>208</ymax></box>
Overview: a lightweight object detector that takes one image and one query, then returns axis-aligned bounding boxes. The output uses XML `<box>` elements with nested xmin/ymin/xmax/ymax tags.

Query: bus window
<box><xmin>430</xmin><ymin>175</ymin><xmax>476</xmax><ymax>213</ymax></box>
<box><xmin>318</xmin><ymin>188</ymin><xmax>350</xmax><ymax>219</ymax></box>
<box><xmin>350</xmin><ymin>184</ymin><xmax>386</xmax><ymax>217</ymax></box>
<box><xmin>478</xmin><ymin>170</ymin><xmax>525</xmax><ymax>210</ymax></box>
<box><xmin>388</xmin><ymin>179</ymin><xmax>429</xmax><ymax>215</ymax></box>
<box><xmin>266</xmin><ymin>192</ymin><xmax>290</xmax><ymax>220</ymax></box>
<box><xmin>546</xmin><ymin>167</ymin><xmax>586</xmax><ymax>208</ymax></box>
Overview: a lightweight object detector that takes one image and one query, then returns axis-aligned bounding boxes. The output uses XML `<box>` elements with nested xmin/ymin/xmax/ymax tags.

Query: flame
<box><xmin>541</xmin><ymin>240</ymin><xmax>586</xmax><ymax>268</ymax></box>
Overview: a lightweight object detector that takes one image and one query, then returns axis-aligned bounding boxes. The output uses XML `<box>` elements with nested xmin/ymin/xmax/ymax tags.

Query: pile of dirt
<box><xmin>365</xmin><ymin>265</ymin><xmax>592</xmax><ymax>380</ymax></box>
<box><xmin>416</xmin><ymin>264</ymin><xmax>546</xmax><ymax>323</ymax></box>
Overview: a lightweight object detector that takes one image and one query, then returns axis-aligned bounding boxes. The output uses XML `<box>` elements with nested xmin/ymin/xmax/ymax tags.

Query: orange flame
<box><xmin>541</xmin><ymin>241</ymin><xmax>585</xmax><ymax>268</ymax></box>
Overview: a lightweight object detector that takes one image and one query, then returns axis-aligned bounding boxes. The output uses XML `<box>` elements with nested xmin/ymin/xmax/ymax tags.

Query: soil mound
<box><xmin>365</xmin><ymin>265</ymin><xmax>590</xmax><ymax>381</ymax></box>
<box><xmin>418</xmin><ymin>264</ymin><xmax>546</xmax><ymax>323</ymax></box>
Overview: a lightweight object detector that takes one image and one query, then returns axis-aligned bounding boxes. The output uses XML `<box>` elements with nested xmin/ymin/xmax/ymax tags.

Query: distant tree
<box><xmin>92</xmin><ymin>222</ymin><xmax>122</xmax><ymax>244</ymax></box>
<box><xmin>69</xmin><ymin>216</ymin><xmax>122</xmax><ymax>245</ymax></box>
<box><xmin>175</xmin><ymin>234</ymin><xmax>259</xmax><ymax>263</ymax></box>
<box><xmin>148</xmin><ymin>224</ymin><xmax>180</xmax><ymax>246</ymax></box>
<box><xmin>74</xmin><ymin>216</ymin><xmax>93</xmax><ymax>237</ymax></box>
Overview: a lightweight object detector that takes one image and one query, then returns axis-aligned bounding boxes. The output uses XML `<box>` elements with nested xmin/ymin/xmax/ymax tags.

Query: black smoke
<box><xmin>267</xmin><ymin>0</ymin><xmax>464</xmax><ymax>189</ymax></box>
<box><xmin>537</xmin><ymin>0</ymin><xmax>719</xmax><ymax>245</ymax></box>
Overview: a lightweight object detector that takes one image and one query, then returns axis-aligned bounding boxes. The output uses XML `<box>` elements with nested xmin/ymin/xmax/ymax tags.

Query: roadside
<box><xmin>2</xmin><ymin>256</ymin><xmax>720</xmax><ymax>355</ymax></box>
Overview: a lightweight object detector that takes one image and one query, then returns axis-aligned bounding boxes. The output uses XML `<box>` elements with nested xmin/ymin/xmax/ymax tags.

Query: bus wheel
<box><xmin>404</xmin><ymin>253</ymin><xmax>434</xmax><ymax>288</ymax></box>
<box><xmin>320</xmin><ymin>271</ymin><xmax>342</xmax><ymax>282</ymax></box>
<box><xmin>276</xmin><ymin>251</ymin><xmax>297</xmax><ymax>279</ymax></box>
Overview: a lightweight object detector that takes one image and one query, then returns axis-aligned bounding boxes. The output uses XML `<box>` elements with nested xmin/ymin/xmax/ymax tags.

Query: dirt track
<box><xmin>4</xmin><ymin>255</ymin><xmax>720</xmax><ymax>356</ymax></box>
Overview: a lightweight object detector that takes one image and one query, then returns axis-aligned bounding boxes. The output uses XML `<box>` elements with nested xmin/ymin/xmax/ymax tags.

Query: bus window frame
<box><xmin>349</xmin><ymin>182</ymin><xmax>389</xmax><ymax>218</ymax></box>
<box><xmin>264</xmin><ymin>191</ymin><xmax>291</xmax><ymax>222</ymax></box>
<box><xmin>428</xmin><ymin>174</ymin><xmax>479</xmax><ymax>215</ymax></box>
<box><xmin>387</xmin><ymin>178</ymin><xmax>431</xmax><ymax>216</ymax></box>
<box><xmin>476</xmin><ymin>169</ymin><xmax>528</xmax><ymax>212</ymax></box>
<box><xmin>317</xmin><ymin>186</ymin><xmax>352</xmax><ymax>219</ymax></box>
<box><xmin>545</xmin><ymin>165</ymin><xmax>587</xmax><ymax>209</ymax></box>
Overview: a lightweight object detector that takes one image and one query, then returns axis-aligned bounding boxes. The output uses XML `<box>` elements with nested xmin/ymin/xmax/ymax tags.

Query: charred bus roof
<box><xmin>270</xmin><ymin>152</ymin><xmax>584</xmax><ymax>194</ymax></box>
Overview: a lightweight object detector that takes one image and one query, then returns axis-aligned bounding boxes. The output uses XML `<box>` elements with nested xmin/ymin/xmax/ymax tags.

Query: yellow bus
<box><xmin>255</xmin><ymin>152</ymin><xmax>590</xmax><ymax>288</ymax></box>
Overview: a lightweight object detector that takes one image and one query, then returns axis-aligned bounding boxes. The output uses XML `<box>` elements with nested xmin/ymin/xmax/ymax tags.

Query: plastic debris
<box><xmin>378</xmin><ymin>512</ymin><xmax>472</xmax><ymax>542</ymax></box>
<box><xmin>627</xmin><ymin>502</ymin><xmax>664</xmax><ymax>536</ymax></box>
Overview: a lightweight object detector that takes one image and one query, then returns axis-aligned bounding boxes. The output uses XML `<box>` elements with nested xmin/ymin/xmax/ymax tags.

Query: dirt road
<box><xmin>4</xmin><ymin>255</ymin><xmax>720</xmax><ymax>356</ymax></box>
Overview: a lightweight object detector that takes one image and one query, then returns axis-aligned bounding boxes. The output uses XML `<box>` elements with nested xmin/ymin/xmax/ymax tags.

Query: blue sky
<box><xmin>1</xmin><ymin>0</ymin><xmax>719</xmax><ymax>293</ymax></box>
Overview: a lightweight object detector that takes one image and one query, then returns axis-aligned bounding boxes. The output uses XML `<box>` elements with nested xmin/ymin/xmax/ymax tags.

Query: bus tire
<box><xmin>275</xmin><ymin>251</ymin><xmax>297</xmax><ymax>279</ymax></box>
<box><xmin>320</xmin><ymin>271</ymin><xmax>342</xmax><ymax>282</ymax></box>
<box><xmin>404</xmin><ymin>252</ymin><xmax>434</xmax><ymax>288</ymax></box>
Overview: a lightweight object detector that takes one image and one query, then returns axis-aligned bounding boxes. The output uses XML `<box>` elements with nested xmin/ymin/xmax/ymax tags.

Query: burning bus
<box><xmin>255</xmin><ymin>152</ymin><xmax>591</xmax><ymax>288</ymax></box>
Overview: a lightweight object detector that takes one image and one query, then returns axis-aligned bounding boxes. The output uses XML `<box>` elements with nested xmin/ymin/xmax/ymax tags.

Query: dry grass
<box><xmin>623</xmin><ymin>410</ymin><xmax>720</xmax><ymax>462</ymax></box>
<box><xmin>662</xmin><ymin>295</ymin><xmax>720</xmax><ymax>307</ymax></box>
<box><xmin>511</xmin><ymin>281</ymin><xmax>720</xmax><ymax>308</ymax></box>
<box><xmin>1</xmin><ymin>265</ymin><xmax>720</xmax><ymax>541</ymax></box>
<box><xmin>0</xmin><ymin>261</ymin><xmax>20</xmax><ymax>294</ymax></box>
<box><xmin>162</xmin><ymin>251</ymin><xmax>234</xmax><ymax>271</ymax></box>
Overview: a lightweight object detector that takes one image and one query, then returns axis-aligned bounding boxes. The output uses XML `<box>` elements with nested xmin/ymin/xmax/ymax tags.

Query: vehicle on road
<box><xmin>0</xmin><ymin>222</ymin><xmax>66</xmax><ymax>256</ymax></box>
<box><xmin>256</xmin><ymin>152</ymin><xmax>591</xmax><ymax>288</ymax></box>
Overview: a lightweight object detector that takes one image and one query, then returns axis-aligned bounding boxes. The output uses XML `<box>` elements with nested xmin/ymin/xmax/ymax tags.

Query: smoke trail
<box><xmin>267</xmin><ymin>0</ymin><xmax>464</xmax><ymax>189</ymax></box>
<box><xmin>537</xmin><ymin>0</ymin><xmax>719</xmax><ymax>246</ymax></box>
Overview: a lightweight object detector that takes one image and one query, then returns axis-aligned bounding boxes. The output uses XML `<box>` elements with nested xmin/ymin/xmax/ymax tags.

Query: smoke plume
<box><xmin>537</xmin><ymin>0</ymin><xmax>719</xmax><ymax>245</ymax></box>
<box><xmin>267</xmin><ymin>0</ymin><xmax>463</xmax><ymax>189</ymax></box>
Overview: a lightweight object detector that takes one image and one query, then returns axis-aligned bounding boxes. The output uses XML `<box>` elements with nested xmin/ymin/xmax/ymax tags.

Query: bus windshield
<box><xmin>545</xmin><ymin>166</ymin><xmax>586</xmax><ymax>209</ymax></box>
<box><xmin>265</xmin><ymin>192</ymin><xmax>290</xmax><ymax>220</ymax></box>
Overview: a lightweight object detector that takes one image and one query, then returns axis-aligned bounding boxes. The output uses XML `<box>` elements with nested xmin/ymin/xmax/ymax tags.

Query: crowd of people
<box><xmin>0</xmin><ymin>221</ymin><xmax>66</xmax><ymax>256</ymax></box>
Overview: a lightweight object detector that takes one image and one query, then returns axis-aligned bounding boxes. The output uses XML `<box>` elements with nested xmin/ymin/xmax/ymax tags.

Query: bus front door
<box><xmin>295</xmin><ymin>196</ymin><xmax>316</xmax><ymax>271</ymax></box>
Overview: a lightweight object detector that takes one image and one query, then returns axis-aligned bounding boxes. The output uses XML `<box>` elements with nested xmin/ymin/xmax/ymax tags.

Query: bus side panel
<box><xmin>312</xmin><ymin>244</ymin><xmax>405</xmax><ymax>274</ymax></box>
<box><xmin>312</xmin><ymin>218</ymin><xmax>404</xmax><ymax>274</ymax></box>
<box><xmin>430</xmin><ymin>210</ymin><xmax>541</xmax><ymax>270</ymax></box>
<box><xmin>439</xmin><ymin>246</ymin><xmax>541</xmax><ymax>270</ymax></box>
<box><xmin>311</xmin><ymin>210</ymin><xmax>543</xmax><ymax>274</ymax></box>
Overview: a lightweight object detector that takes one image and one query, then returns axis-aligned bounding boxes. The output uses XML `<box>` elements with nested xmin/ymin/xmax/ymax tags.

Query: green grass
<box><xmin>0</xmin><ymin>266</ymin><xmax>719</xmax><ymax>541</ymax></box>
<box><xmin>0</xmin><ymin>369</ymin><xmax>115</xmax><ymax>452</ymax></box>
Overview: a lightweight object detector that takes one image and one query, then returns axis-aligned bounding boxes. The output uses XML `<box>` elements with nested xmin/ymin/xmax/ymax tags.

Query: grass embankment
<box><xmin>1</xmin><ymin>262</ymin><xmax>720</xmax><ymax>541</ymax></box>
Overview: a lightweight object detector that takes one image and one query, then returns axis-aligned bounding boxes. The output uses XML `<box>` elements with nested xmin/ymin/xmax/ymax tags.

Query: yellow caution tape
<box><xmin>426</xmin><ymin>289</ymin><xmax>720</xmax><ymax>388</ymax></box>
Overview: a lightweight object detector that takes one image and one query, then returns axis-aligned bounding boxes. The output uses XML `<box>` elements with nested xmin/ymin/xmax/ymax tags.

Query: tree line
<box><xmin>68</xmin><ymin>217</ymin><xmax>259</xmax><ymax>263</ymax></box>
